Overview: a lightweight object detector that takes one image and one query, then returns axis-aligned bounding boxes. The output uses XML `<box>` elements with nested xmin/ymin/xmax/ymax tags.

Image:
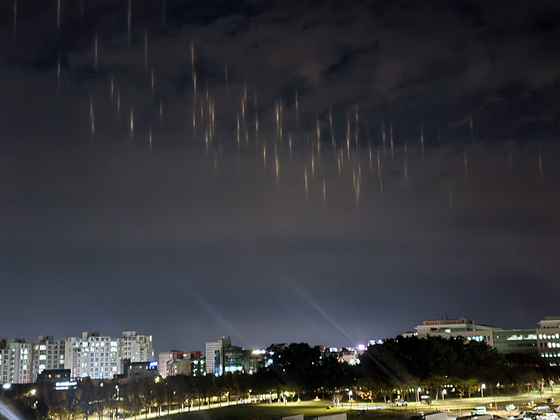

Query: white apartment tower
<box><xmin>31</xmin><ymin>335</ymin><xmax>66</xmax><ymax>382</ymax></box>
<box><xmin>64</xmin><ymin>331</ymin><xmax>154</xmax><ymax>379</ymax></box>
<box><xmin>121</xmin><ymin>331</ymin><xmax>154</xmax><ymax>363</ymax></box>
<box><xmin>64</xmin><ymin>332</ymin><xmax>121</xmax><ymax>379</ymax></box>
<box><xmin>0</xmin><ymin>339</ymin><xmax>32</xmax><ymax>384</ymax></box>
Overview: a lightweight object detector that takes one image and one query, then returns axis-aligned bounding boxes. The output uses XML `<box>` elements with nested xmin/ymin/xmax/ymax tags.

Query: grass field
<box><xmin>169</xmin><ymin>401</ymin><xmax>409</xmax><ymax>420</ymax></box>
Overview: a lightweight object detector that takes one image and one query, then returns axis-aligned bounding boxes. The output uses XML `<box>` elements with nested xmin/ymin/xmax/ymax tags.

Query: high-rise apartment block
<box><xmin>0</xmin><ymin>339</ymin><xmax>32</xmax><ymax>384</ymax></box>
<box><xmin>31</xmin><ymin>336</ymin><xmax>66</xmax><ymax>382</ymax></box>
<box><xmin>63</xmin><ymin>331</ymin><xmax>154</xmax><ymax>380</ymax></box>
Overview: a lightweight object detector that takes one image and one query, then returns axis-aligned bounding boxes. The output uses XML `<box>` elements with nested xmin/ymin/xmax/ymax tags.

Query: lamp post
<box><xmin>481</xmin><ymin>384</ymin><xmax>486</xmax><ymax>399</ymax></box>
<box><xmin>417</xmin><ymin>388</ymin><xmax>421</xmax><ymax>404</ymax></box>
<box><xmin>442</xmin><ymin>389</ymin><xmax>447</xmax><ymax>410</ymax></box>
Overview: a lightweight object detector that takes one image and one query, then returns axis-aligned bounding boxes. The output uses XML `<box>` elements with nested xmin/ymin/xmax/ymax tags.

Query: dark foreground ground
<box><xmin>170</xmin><ymin>402</ymin><xmax>410</xmax><ymax>420</ymax></box>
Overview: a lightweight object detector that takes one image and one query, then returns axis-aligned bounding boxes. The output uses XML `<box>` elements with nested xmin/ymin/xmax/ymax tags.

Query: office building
<box><xmin>537</xmin><ymin>317</ymin><xmax>560</xmax><ymax>365</ymax></box>
<box><xmin>205</xmin><ymin>337</ymin><xmax>231</xmax><ymax>376</ymax></box>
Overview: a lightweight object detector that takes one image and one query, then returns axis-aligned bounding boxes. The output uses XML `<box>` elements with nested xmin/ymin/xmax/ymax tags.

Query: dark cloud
<box><xmin>1</xmin><ymin>0</ymin><xmax>560</xmax><ymax>352</ymax></box>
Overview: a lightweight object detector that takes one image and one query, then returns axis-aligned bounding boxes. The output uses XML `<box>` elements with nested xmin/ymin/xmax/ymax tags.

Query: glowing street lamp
<box><xmin>417</xmin><ymin>387</ymin><xmax>421</xmax><ymax>403</ymax></box>
<box><xmin>442</xmin><ymin>389</ymin><xmax>447</xmax><ymax>409</ymax></box>
<box><xmin>481</xmin><ymin>384</ymin><xmax>486</xmax><ymax>398</ymax></box>
<box><xmin>2</xmin><ymin>383</ymin><xmax>11</xmax><ymax>397</ymax></box>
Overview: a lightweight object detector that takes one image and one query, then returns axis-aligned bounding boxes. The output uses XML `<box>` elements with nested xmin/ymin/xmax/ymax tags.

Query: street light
<box><xmin>417</xmin><ymin>388</ymin><xmax>421</xmax><ymax>403</ymax></box>
<box><xmin>481</xmin><ymin>384</ymin><xmax>486</xmax><ymax>398</ymax></box>
<box><xmin>2</xmin><ymin>383</ymin><xmax>11</xmax><ymax>397</ymax></box>
<box><xmin>442</xmin><ymin>389</ymin><xmax>447</xmax><ymax>410</ymax></box>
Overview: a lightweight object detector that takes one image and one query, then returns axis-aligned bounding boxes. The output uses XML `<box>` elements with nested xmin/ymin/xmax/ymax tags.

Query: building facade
<box><xmin>537</xmin><ymin>317</ymin><xmax>560</xmax><ymax>365</ymax></box>
<box><xmin>0</xmin><ymin>339</ymin><xmax>32</xmax><ymax>384</ymax></box>
<box><xmin>205</xmin><ymin>337</ymin><xmax>231</xmax><ymax>376</ymax></box>
<box><xmin>64</xmin><ymin>331</ymin><xmax>154</xmax><ymax>379</ymax></box>
<box><xmin>32</xmin><ymin>336</ymin><xmax>66</xmax><ymax>382</ymax></box>
<box><xmin>414</xmin><ymin>317</ymin><xmax>539</xmax><ymax>356</ymax></box>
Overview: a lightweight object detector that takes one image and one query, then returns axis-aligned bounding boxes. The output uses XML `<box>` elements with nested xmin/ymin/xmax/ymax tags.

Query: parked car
<box><xmin>395</xmin><ymin>400</ymin><xmax>408</xmax><ymax>406</ymax></box>
<box><xmin>506</xmin><ymin>404</ymin><xmax>517</xmax><ymax>412</ymax></box>
<box><xmin>472</xmin><ymin>407</ymin><xmax>488</xmax><ymax>416</ymax></box>
<box><xmin>534</xmin><ymin>405</ymin><xmax>550</xmax><ymax>412</ymax></box>
<box><xmin>554</xmin><ymin>407</ymin><xmax>560</xmax><ymax>413</ymax></box>
<box><xmin>420</xmin><ymin>395</ymin><xmax>432</xmax><ymax>404</ymax></box>
<box><xmin>538</xmin><ymin>413</ymin><xmax>558</xmax><ymax>420</ymax></box>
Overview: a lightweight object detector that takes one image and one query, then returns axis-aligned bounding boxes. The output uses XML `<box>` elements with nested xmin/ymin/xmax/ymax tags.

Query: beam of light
<box><xmin>322</xmin><ymin>179</ymin><xmax>326</xmax><ymax>203</ymax></box>
<box><xmin>262</xmin><ymin>143</ymin><xmax>266</xmax><ymax>169</ymax></box>
<box><xmin>289</xmin><ymin>132</ymin><xmax>292</xmax><ymax>160</ymax></box>
<box><xmin>110</xmin><ymin>74</ymin><xmax>114</xmax><ymax>101</ymax></box>
<box><xmin>0</xmin><ymin>399</ymin><xmax>25</xmax><ymax>420</ymax></box>
<box><xmin>275</xmin><ymin>152</ymin><xmax>279</xmax><ymax>184</ymax></box>
<box><xmin>151</xmin><ymin>68</ymin><xmax>154</xmax><ymax>96</ymax></box>
<box><xmin>127</xmin><ymin>0</ymin><xmax>132</xmax><ymax>49</ymax></box>
<box><xmin>191</xmin><ymin>41</ymin><xmax>195</xmax><ymax>77</ymax></box>
<box><xmin>311</xmin><ymin>152</ymin><xmax>315</xmax><ymax>178</ymax></box>
<box><xmin>316</xmin><ymin>118</ymin><xmax>320</xmax><ymax>151</ymax></box>
<box><xmin>369</xmin><ymin>144</ymin><xmax>373</xmax><ymax>172</ymax></box>
<box><xmin>304</xmin><ymin>167</ymin><xmax>308</xmax><ymax>200</ymax></box>
<box><xmin>159</xmin><ymin>98</ymin><xmax>163</xmax><ymax>122</ymax></box>
<box><xmin>94</xmin><ymin>34</ymin><xmax>98</xmax><ymax>70</ymax></box>
<box><xmin>287</xmin><ymin>283</ymin><xmax>355</xmax><ymax>344</ymax></box>
<box><xmin>241</xmin><ymin>93</ymin><xmax>246</xmax><ymax>129</ymax></box>
<box><xmin>130</xmin><ymin>107</ymin><xmax>134</xmax><ymax>139</ymax></box>
<box><xmin>192</xmin><ymin>71</ymin><xmax>197</xmax><ymax>104</ymax></box>
<box><xmin>236</xmin><ymin>114</ymin><xmax>240</xmax><ymax>148</ymax></box>
<box><xmin>275</xmin><ymin>101</ymin><xmax>279</xmax><ymax>136</ymax></box>
<box><xmin>149</xmin><ymin>126</ymin><xmax>152</xmax><ymax>152</ymax></box>
<box><xmin>57</xmin><ymin>0</ymin><xmax>61</xmax><ymax>28</ymax></box>
<box><xmin>346</xmin><ymin>112</ymin><xmax>350</xmax><ymax>155</ymax></box>
<box><xmin>166</xmin><ymin>277</ymin><xmax>247</xmax><ymax>345</ymax></box>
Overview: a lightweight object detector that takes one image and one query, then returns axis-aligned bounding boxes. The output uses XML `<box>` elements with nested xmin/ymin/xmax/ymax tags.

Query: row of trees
<box><xmin>6</xmin><ymin>336</ymin><xmax>560</xmax><ymax>420</ymax></box>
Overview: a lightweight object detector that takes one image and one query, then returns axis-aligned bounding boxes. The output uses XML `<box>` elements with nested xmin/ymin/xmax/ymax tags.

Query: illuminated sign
<box><xmin>148</xmin><ymin>361</ymin><xmax>158</xmax><ymax>368</ymax></box>
<box><xmin>55</xmin><ymin>381</ymin><xmax>77</xmax><ymax>391</ymax></box>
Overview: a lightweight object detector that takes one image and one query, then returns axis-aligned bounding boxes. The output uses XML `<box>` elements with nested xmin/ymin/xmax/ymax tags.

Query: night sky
<box><xmin>1</xmin><ymin>0</ymin><xmax>560</xmax><ymax>353</ymax></box>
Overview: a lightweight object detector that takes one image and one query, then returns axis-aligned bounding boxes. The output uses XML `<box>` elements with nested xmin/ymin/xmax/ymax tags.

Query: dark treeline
<box><xmin>5</xmin><ymin>336</ymin><xmax>559</xmax><ymax>420</ymax></box>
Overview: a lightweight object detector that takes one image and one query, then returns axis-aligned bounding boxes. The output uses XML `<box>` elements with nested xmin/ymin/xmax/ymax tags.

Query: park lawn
<box><xmin>170</xmin><ymin>402</ymin><xmax>410</xmax><ymax>420</ymax></box>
